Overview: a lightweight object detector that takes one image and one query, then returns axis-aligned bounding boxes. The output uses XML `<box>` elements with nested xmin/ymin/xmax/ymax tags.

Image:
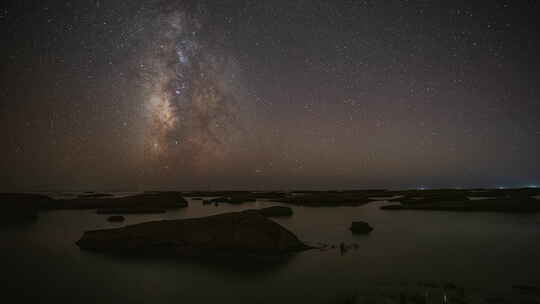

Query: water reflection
<box><xmin>2</xmin><ymin>196</ymin><xmax>540</xmax><ymax>303</ymax></box>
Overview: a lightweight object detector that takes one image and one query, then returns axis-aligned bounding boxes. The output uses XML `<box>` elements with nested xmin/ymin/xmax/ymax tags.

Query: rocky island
<box><xmin>350</xmin><ymin>221</ymin><xmax>374</xmax><ymax>234</ymax></box>
<box><xmin>77</xmin><ymin>210</ymin><xmax>310</xmax><ymax>257</ymax></box>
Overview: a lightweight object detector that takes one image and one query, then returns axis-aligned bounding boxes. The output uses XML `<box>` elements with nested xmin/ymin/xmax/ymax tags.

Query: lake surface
<box><xmin>2</xmin><ymin>197</ymin><xmax>540</xmax><ymax>303</ymax></box>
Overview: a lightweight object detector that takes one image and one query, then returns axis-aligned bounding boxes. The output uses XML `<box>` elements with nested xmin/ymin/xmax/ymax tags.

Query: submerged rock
<box><xmin>107</xmin><ymin>215</ymin><xmax>125</xmax><ymax>222</ymax></box>
<box><xmin>349</xmin><ymin>221</ymin><xmax>374</xmax><ymax>234</ymax></box>
<box><xmin>77</xmin><ymin>210</ymin><xmax>310</xmax><ymax>257</ymax></box>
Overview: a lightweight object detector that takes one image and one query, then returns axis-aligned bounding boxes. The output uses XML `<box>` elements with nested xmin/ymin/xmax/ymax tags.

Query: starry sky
<box><xmin>1</xmin><ymin>0</ymin><xmax>539</xmax><ymax>191</ymax></box>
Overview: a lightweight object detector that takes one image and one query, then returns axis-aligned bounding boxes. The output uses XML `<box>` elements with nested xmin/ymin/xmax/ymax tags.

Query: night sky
<box><xmin>1</xmin><ymin>0</ymin><xmax>539</xmax><ymax>191</ymax></box>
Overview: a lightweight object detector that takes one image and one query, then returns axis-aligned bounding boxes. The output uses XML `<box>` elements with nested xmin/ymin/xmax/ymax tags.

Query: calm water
<box><xmin>2</xmin><ymin>197</ymin><xmax>540</xmax><ymax>303</ymax></box>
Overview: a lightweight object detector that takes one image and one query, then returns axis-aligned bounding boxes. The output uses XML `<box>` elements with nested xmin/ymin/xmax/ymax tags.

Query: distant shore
<box><xmin>1</xmin><ymin>187</ymin><xmax>539</xmax><ymax>226</ymax></box>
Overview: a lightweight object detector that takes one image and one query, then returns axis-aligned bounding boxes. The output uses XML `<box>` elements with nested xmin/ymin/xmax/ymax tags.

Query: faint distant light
<box><xmin>498</xmin><ymin>186</ymin><xmax>505</xmax><ymax>189</ymax></box>
<box><xmin>418</xmin><ymin>186</ymin><xmax>426</xmax><ymax>190</ymax></box>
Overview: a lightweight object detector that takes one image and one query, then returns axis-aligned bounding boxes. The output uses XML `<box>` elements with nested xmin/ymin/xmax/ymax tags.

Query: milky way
<box><xmin>1</xmin><ymin>0</ymin><xmax>539</xmax><ymax>190</ymax></box>
<box><xmin>142</xmin><ymin>3</ymin><xmax>250</xmax><ymax>170</ymax></box>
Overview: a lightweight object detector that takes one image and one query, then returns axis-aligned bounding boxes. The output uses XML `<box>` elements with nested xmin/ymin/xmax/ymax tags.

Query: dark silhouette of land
<box><xmin>380</xmin><ymin>188</ymin><xmax>540</xmax><ymax>212</ymax></box>
<box><xmin>76</xmin><ymin>210</ymin><xmax>310</xmax><ymax>257</ymax></box>
<box><xmin>1</xmin><ymin>188</ymin><xmax>539</xmax><ymax>225</ymax></box>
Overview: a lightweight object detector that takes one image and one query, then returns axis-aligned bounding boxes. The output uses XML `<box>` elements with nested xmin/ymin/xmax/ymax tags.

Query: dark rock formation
<box><xmin>0</xmin><ymin>193</ymin><xmax>54</xmax><ymax>224</ymax></box>
<box><xmin>255</xmin><ymin>206</ymin><xmax>293</xmax><ymax>217</ymax></box>
<box><xmin>210</xmin><ymin>195</ymin><xmax>256</xmax><ymax>204</ymax></box>
<box><xmin>107</xmin><ymin>215</ymin><xmax>125</xmax><ymax>222</ymax></box>
<box><xmin>77</xmin><ymin>193</ymin><xmax>114</xmax><ymax>199</ymax></box>
<box><xmin>349</xmin><ymin>221</ymin><xmax>374</xmax><ymax>234</ymax></box>
<box><xmin>380</xmin><ymin>204</ymin><xmax>405</xmax><ymax>210</ymax></box>
<box><xmin>0</xmin><ymin>193</ymin><xmax>55</xmax><ymax>208</ymax></box>
<box><xmin>385</xmin><ymin>188</ymin><xmax>540</xmax><ymax>212</ymax></box>
<box><xmin>97</xmin><ymin>208</ymin><xmax>165</xmax><ymax>214</ymax></box>
<box><xmin>388</xmin><ymin>189</ymin><xmax>470</xmax><ymax>205</ymax></box>
<box><xmin>380</xmin><ymin>196</ymin><xmax>540</xmax><ymax>213</ymax></box>
<box><xmin>183</xmin><ymin>191</ymin><xmax>289</xmax><ymax>201</ymax></box>
<box><xmin>209</xmin><ymin>197</ymin><xmax>230</xmax><ymax>204</ymax></box>
<box><xmin>77</xmin><ymin>210</ymin><xmax>310</xmax><ymax>257</ymax></box>
<box><xmin>513</xmin><ymin>284</ymin><xmax>540</xmax><ymax>296</ymax></box>
<box><xmin>52</xmin><ymin>192</ymin><xmax>188</xmax><ymax>210</ymax></box>
<box><xmin>277</xmin><ymin>190</ymin><xmax>386</xmax><ymax>207</ymax></box>
<box><xmin>1</xmin><ymin>211</ymin><xmax>38</xmax><ymax>225</ymax></box>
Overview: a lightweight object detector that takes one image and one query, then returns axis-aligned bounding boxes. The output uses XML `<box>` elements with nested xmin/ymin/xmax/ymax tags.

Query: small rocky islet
<box><xmin>349</xmin><ymin>221</ymin><xmax>374</xmax><ymax>234</ymax></box>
